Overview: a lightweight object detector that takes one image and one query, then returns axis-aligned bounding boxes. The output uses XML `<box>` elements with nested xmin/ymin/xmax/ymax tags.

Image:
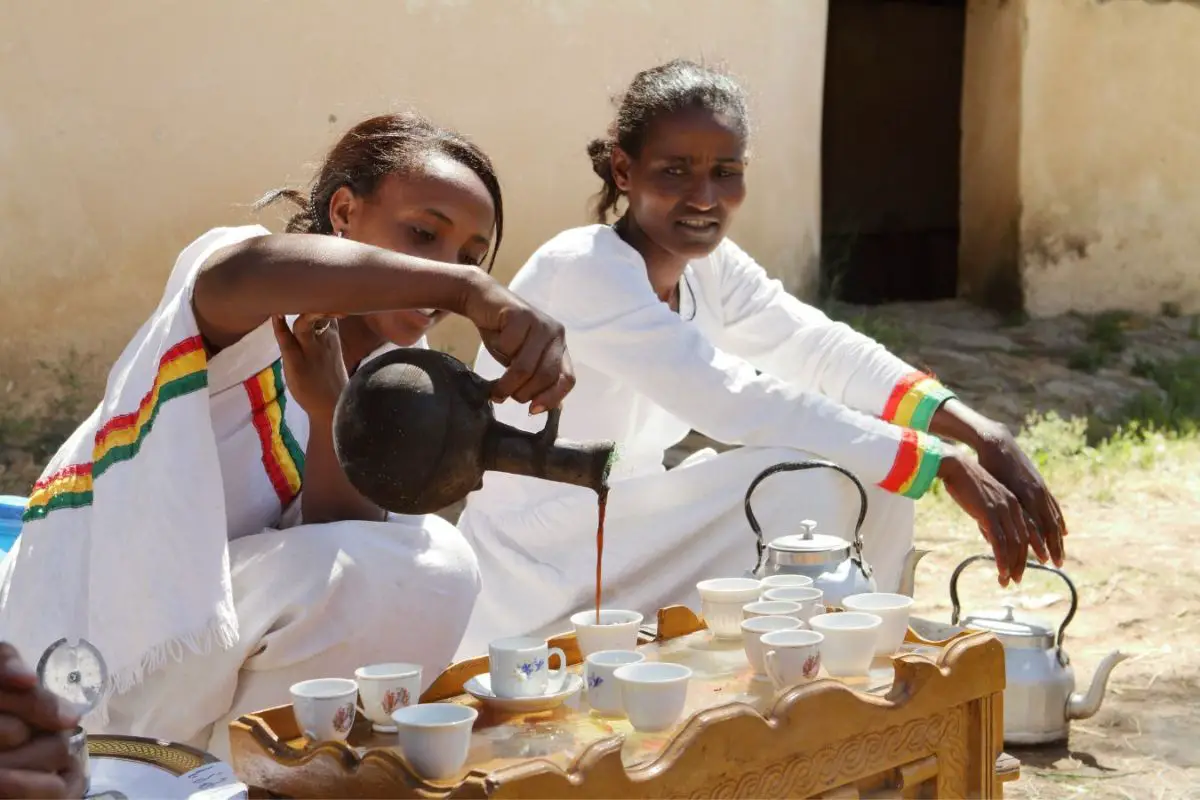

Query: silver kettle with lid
<box><xmin>950</xmin><ymin>554</ymin><xmax>1129</xmax><ymax>746</ymax></box>
<box><xmin>744</xmin><ymin>459</ymin><xmax>877</xmax><ymax>608</ymax></box>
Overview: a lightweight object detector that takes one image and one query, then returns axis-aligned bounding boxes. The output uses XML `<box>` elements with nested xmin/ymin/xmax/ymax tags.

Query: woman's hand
<box><xmin>938</xmin><ymin>450</ymin><xmax>1033</xmax><ymax>586</ymax></box>
<box><xmin>0</xmin><ymin>643</ymin><xmax>85</xmax><ymax>799</ymax></box>
<box><xmin>974</xmin><ymin>425</ymin><xmax>1067</xmax><ymax>568</ymax></box>
<box><xmin>272</xmin><ymin>315</ymin><xmax>349</xmax><ymax>422</ymax></box>
<box><xmin>461</xmin><ymin>276</ymin><xmax>575</xmax><ymax>414</ymax></box>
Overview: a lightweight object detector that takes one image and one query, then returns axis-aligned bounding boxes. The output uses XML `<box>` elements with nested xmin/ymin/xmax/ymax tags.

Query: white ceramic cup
<box><xmin>584</xmin><ymin>649</ymin><xmax>645</xmax><ymax>716</ymax></box>
<box><xmin>742</xmin><ymin>600</ymin><xmax>804</xmax><ymax>621</ymax></box>
<box><xmin>392</xmin><ymin>703</ymin><xmax>478</xmax><ymax>781</ymax></box>
<box><xmin>354</xmin><ymin>663</ymin><xmax>422</xmax><ymax>732</ymax></box>
<box><xmin>488</xmin><ymin>637</ymin><xmax>568</xmax><ymax>698</ymax></box>
<box><xmin>570</xmin><ymin>609</ymin><xmax>644</xmax><ymax>657</ymax></box>
<box><xmin>762</xmin><ymin>586</ymin><xmax>826</xmax><ymax>622</ymax></box>
<box><xmin>290</xmin><ymin>678</ymin><xmax>358</xmax><ymax>741</ymax></box>
<box><xmin>613</xmin><ymin>661</ymin><xmax>693</xmax><ymax>732</ymax></box>
<box><xmin>697</xmin><ymin>578</ymin><xmax>763</xmax><ymax>638</ymax></box>
<box><xmin>842</xmin><ymin>593</ymin><xmax>915</xmax><ymax>655</ymax></box>
<box><xmin>740</xmin><ymin>615</ymin><xmax>802</xmax><ymax>676</ymax></box>
<box><xmin>809</xmin><ymin>612</ymin><xmax>883</xmax><ymax>676</ymax></box>
<box><xmin>761</xmin><ymin>629</ymin><xmax>824</xmax><ymax>690</ymax></box>
<box><xmin>758</xmin><ymin>574</ymin><xmax>815</xmax><ymax>597</ymax></box>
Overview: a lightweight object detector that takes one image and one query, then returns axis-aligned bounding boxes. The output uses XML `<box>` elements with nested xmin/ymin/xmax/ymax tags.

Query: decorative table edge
<box><xmin>230</xmin><ymin>605</ymin><xmax>1007</xmax><ymax>798</ymax></box>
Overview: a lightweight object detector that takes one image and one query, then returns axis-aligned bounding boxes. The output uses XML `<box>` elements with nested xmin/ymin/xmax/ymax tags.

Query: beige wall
<box><xmin>0</xmin><ymin>0</ymin><xmax>828</xmax><ymax>393</ymax></box>
<box><xmin>959</xmin><ymin>0</ymin><xmax>1023</xmax><ymax>311</ymax></box>
<box><xmin>961</xmin><ymin>0</ymin><xmax>1200</xmax><ymax>317</ymax></box>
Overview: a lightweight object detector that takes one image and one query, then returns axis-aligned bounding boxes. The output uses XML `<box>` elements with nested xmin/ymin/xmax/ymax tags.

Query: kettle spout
<box><xmin>487</xmin><ymin>411</ymin><xmax>617</xmax><ymax>495</ymax></box>
<box><xmin>896</xmin><ymin>547</ymin><xmax>931</xmax><ymax>598</ymax></box>
<box><xmin>1067</xmin><ymin>650</ymin><xmax>1131</xmax><ymax>721</ymax></box>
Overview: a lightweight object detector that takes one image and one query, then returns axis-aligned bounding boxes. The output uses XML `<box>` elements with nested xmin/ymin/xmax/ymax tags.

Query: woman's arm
<box><xmin>194</xmin><ymin>234</ymin><xmax>479</xmax><ymax>350</ymax></box>
<box><xmin>712</xmin><ymin>240</ymin><xmax>954</xmax><ymax>432</ymax></box>
<box><xmin>930</xmin><ymin>399</ymin><xmax>1067</xmax><ymax>570</ymax></box>
<box><xmin>272</xmin><ymin>316</ymin><xmax>384</xmax><ymax>524</ymax></box>
<box><xmin>546</xmin><ymin>251</ymin><xmax>941</xmax><ymax>497</ymax></box>
<box><xmin>544</xmin><ymin>250</ymin><xmax>1034</xmax><ymax>583</ymax></box>
<box><xmin>195</xmin><ymin>232</ymin><xmax>574</xmax><ymax>410</ymax></box>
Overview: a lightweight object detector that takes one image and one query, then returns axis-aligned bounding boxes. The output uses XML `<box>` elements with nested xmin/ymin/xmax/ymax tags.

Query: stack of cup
<box><xmin>762</xmin><ymin>586</ymin><xmax>827</xmax><ymax>626</ymax></box>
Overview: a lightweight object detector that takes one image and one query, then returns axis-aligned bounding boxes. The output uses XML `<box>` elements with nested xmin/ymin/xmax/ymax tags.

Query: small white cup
<box><xmin>354</xmin><ymin>663</ymin><xmax>422</xmax><ymax>732</ymax></box>
<box><xmin>758</xmin><ymin>574</ymin><xmax>814</xmax><ymax>597</ymax></box>
<box><xmin>392</xmin><ymin>703</ymin><xmax>478</xmax><ymax>781</ymax></box>
<box><xmin>290</xmin><ymin>678</ymin><xmax>358</xmax><ymax>741</ymax></box>
<box><xmin>842</xmin><ymin>593</ymin><xmax>914</xmax><ymax>655</ymax></box>
<box><xmin>742</xmin><ymin>600</ymin><xmax>804</xmax><ymax>621</ymax></box>
<box><xmin>570</xmin><ymin>609</ymin><xmax>644</xmax><ymax>657</ymax></box>
<box><xmin>697</xmin><ymin>578</ymin><xmax>762</xmax><ymax>638</ymax></box>
<box><xmin>584</xmin><ymin>649</ymin><xmax>645</xmax><ymax>716</ymax></box>
<box><xmin>740</xmin><ymin>615</ymin><xmax>802</xmax><ymax>676</ymax></box>
<box><xmin>809</xmin><ymin>612</ymin><xmax>883</xmax><ymax>676</ymax></box>
<box><xmin>762</xmin><ymin>586</ymin><xmax>826</xmax><ymax>622</ymax></box>
<box><xmin>613</xmin><ymin>661</ymin><xmax>693</xmax><ymax>732</ymax></box>
<box><xmin>488</xmin><ymin>637</ymin><xmax>567</xmax><ymax>698</ymax></box>
<box><xmin>761</xmin><ymin>629</ymin><xmax>824</xmax><ymax>690</ymax></box>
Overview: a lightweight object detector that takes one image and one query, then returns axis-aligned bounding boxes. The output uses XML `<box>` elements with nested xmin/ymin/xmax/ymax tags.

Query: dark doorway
<box><xmin>820</xmin><ymin>0</ymin><xmax>966</xmax><ymax>304</ymax></box>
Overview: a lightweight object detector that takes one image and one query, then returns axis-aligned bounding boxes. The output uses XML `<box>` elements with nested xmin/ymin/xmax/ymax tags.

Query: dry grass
<box><xmin>911</xmin><ymin>414</ymin><xmax>1200</xmax><ymax>799</ymax></box>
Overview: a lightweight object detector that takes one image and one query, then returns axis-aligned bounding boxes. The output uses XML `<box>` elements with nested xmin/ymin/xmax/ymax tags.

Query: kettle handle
<box><xmin>948</xmin><ymin>554</ymin><xmax>1078</xmax><ymax>650</ymax></box>
<box><xmin>744</xmin><ymin>459</ymin><xmax>870</xmax><ymax>581</ymax></box>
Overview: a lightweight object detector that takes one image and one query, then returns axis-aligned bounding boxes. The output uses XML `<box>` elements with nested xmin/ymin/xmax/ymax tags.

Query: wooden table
<box><xmin>230</xmin><ymin>607</ymin><xmax>1018</xmax><ymax>798</ymax></box>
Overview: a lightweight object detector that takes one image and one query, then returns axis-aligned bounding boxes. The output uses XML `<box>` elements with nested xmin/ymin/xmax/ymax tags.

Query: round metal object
<box><xmin>36</xmin><ymin>637</ymin><xmax>108</xmax><ymax>717</ymax></box>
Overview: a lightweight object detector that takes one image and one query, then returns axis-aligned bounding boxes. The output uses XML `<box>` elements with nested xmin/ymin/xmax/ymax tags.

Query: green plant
<box><xmin>1068</xmin><ymin>311</ymin><xmax>1132</xmax><ymax>373</ymax></box>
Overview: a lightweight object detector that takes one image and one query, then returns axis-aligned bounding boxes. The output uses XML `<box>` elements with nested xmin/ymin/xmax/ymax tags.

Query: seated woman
<box><xmin>455</xmin><ymin>60</ymin><xmax>1066</xmax><ymax>657</ymax></box>
<box><xmin>0</xmin><ymin>112</ymin><xmax>574</xmax><ymax>759</ymax></box>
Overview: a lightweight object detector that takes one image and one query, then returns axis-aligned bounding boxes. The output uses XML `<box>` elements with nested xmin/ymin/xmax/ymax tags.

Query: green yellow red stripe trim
<box><xmin>244</xmin><ymin>359</ymin><xmax>305</xmax><ymax>506</ymax></box>
<box><xmin>23</xmin><ymin>337</ymin><xmax>209</xmax><ymax>523</ymax></box>
<box><xmin>879</xmin><ymin>429</ymin><xmax>943</xmax><ymax>500</ymax></box>
<box><xmin>882</xmin><ymin>371</ymin><xmax>956</xmax><ymax>432</ymax></box>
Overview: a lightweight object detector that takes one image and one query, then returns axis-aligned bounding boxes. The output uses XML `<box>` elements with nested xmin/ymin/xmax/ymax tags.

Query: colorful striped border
<box><xmin>23</xmin><ymin>337</ymin><xmax>209</xmax><ymax>523</ymax></box>
<box><xmin>878</xmin><ymin>429</ymin><xmax>943</xmax><ymax>500</ymax></box>
<box><xmin>244</xmin><ymin>359</ymin><xmax>305</xmax><ymax>507</ymax></box>
<box><xmin>882</xmin><ymin>371</ymin><xmax>956</xmax><ymax>432</ymax></box>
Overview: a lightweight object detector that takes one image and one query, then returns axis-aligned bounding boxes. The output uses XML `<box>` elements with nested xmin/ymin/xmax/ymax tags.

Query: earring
<box><xmin>335</xmin><ymin>230</ymin><xmax>344</xmax><ymax>238</ymax></box>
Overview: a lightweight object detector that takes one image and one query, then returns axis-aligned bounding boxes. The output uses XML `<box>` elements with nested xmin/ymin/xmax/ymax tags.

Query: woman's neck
<box><xmin>338</xmin><ymin>317</ymin><xmax>386</xmax><ymax>375</ymax></box>
<box><xmin>614</xmin><ymin>215</ymin><xmax>687</xmax><ymax>305</ymax></box>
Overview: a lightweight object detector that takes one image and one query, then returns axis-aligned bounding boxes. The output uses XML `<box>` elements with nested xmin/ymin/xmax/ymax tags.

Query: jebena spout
<box><xmin>487</xmin><ymin>414</ymin><xmax>616</xmax><ymax>496</ymax></box>
<box><xmin>1067</xmin><ymin>650</ymin><xmax>1131</xmax><ymax>721</ymax></box>
<box><xmin>896</xmin><ymin>548</ymin><xmax>931</xmax><ymax>598</ymax></box>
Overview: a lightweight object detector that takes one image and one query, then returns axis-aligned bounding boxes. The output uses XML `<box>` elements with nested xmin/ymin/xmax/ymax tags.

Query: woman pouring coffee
<box><xmin>0</xmin><ymin>112</ymin><xmax>574</xmax><ymax>760</ymax></box>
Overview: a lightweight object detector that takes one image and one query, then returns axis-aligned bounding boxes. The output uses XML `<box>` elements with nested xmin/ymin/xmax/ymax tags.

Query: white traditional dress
<box><xmin>0</xmin><ymin>225</ymin><xmax>480</xmax><ymax>760</ymax></box>
<box><xmin>455</xmin><ymin>225</ymin><xmax>955</xmax><ymax>659</ymax></box>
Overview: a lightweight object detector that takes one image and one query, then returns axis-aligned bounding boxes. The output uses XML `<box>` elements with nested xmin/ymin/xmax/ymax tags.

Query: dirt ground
<box><xmin>910</xmin><ymin>434</ymin><xmax>1200</xmax><ymax>800</ymax></box>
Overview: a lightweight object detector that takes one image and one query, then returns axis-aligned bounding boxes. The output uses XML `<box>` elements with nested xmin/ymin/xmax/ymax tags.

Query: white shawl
<box><xmin>0</xmin><ymin>226</ymin><xmax>271</xmax><ymax>722</ymax></box>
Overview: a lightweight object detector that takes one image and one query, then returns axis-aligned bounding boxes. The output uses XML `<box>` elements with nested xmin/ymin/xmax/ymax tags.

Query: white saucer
<box><xmin>463</xmin><ymin>672</ymin><xmax>583</xmax><ymax>713</ymax></box>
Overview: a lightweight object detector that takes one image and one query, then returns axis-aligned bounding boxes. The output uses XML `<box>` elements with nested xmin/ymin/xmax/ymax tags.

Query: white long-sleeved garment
<box><xmin>454</xmin><ymin>226</ymin><xmax>954</xmax><ymax>658</ymax></box>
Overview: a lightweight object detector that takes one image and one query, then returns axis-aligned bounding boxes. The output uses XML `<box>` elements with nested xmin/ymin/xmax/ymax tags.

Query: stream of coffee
<box><xmin>595</xmin><ymin>488</ymin><xmax>608</xmax><ymax>624</ymax></box>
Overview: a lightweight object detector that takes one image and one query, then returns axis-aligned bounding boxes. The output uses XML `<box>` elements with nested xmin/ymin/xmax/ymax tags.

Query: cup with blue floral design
<box><xmin>584</xmin><ymin>650</ymin><xmax>645</xmax><ymax>716</ymax></box>
<box><xmin>488</xmin><ymin>637</ymin><xmax>568</xmax><ymax>698</ymax></box>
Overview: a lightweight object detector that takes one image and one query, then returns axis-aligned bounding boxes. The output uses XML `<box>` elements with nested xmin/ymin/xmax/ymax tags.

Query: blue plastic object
<box><xmin>0</xmin><ymin>495</ymin><xmax>25</xmax><ymax>555</ymax></box>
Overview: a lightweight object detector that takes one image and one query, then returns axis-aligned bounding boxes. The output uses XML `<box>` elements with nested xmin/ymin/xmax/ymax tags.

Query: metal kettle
<box><xmin>744</xmin><ymin>459</ymin><xmax>877</xmax><ymax>608</ymax></box>
<box><xmin>950</xmin><ymin>554</ymin><xmax>1129</xmax><ymax>746</ymax></box>
<box><xmin>333</xmin><ymin>348</ymin><xmax>616</xmax><ymax>514</ymax></box>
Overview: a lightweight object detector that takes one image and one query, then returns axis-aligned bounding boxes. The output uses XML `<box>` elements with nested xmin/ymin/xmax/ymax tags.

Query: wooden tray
<box><xmin>230</xmin><ymin>606</ymin><xmax>1017</xmax><ymax>798</ymax></box>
